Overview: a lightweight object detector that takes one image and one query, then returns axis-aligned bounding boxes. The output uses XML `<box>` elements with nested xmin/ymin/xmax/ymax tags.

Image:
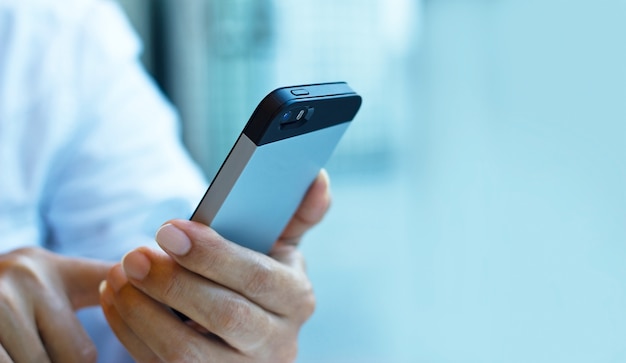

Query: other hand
<box><xmin>0</xmin><ymin>247</ymin><xmax>113</xmax><ymax>362</ymax></box>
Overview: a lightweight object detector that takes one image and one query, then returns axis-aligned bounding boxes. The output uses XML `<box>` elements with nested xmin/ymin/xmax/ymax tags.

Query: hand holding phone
<box><xmin>102</xmin><ymin>83</ymin><xmax>362</xmax><ymax>360</ymax></box>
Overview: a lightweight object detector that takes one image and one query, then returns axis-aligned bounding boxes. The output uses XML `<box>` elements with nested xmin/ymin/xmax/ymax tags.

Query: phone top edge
<box><xmin>272</xmin><ymin>81</ymin><xmax>355</xmax><ymax>98</ymax></box>
<box><xmin>243</xmin><ymin>82</ymin><xmax>362</xmax><ymax>146</ymax></box>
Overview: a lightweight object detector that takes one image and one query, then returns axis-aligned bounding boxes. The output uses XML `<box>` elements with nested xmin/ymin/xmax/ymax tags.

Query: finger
<box><xmin>54</xmin><ymin>254</ymin><xmax>114</xmax><ymax>309</ymax></box>
<box><xmin>35</xmin><ymin>293</ymin><xmax>97</xmax><ymax>363</ymax></box>
<box><xmin>154</xmin><ymin>222</ymin><xmax>315</xmax><ymax>317</ymax></box>
<box><xmin>105</xmin><ymin>264</ymin><xmax>238</xmax><ymax>362</ymax></box>
<box><xmin>265</xmin><ymin>246</ymin><xmax>315</xmax><ymax>322</ymax></box>
<box><xmin>122</xmin><ymin>248</ymin><xmax>281</xmax><ymax>352</ymax></box>
<box><xmin>0</xmin><ymin>285</ymin><xmax>51</xmax><ymax>363</ymax></box>
<box><xmin>0</xmin><ymin>325</ymin><xmax>50</xmax><ymax>362</ymax></box>
<box><xmin>0</xmin><ymin>345</ymin><xmax>11</xmax><ymax>363</ymax></box>
<box><xmin>278</xmin><ymin>169</ymin><xmax>331</xmax><ymax>246</ymax></box>
<box><xmin>99</xmin><ymin>279</ymin><xmax>163</xmax><ymax>363</ymax></box>
<box><xmin>0</xmin><ymin>325</ymin><xmax>50</xmax><ymax>363</ymax></box>
<box><xmin>268</xmin><ymin>243</ymin><xmax>307</xmax><ymax>274</ymax></box>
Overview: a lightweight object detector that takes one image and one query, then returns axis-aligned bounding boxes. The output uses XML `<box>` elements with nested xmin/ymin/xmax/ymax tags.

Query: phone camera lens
<box><xmin>281</xmin><ymin>110</ymin><xmax>292</xmax><ymax>122</ymax></box>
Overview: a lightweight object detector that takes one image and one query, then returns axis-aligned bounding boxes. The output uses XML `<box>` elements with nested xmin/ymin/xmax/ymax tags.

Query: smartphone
<box><xmin>190</xmin><ymin>82</ymin><xmax>362</xmax><ymax>253</ymax></box>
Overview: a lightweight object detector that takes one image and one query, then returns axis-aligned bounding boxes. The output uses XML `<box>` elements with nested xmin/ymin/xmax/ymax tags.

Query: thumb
<box><xmin>278</xmin><ymin>169</ymin><xmax>331</xmax><ymax>246</ymax></box>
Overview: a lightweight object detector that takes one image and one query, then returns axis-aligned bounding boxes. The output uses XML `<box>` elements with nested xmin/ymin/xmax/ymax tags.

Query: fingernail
<box><xmin>108</xmin><ymin>264</ymin><xmax>128</xmax><ymax>293</ymax></box>
<box><xmin>319</xmin><ymin>169</ymin><xmax>331</xmax><ymax>198</ymax></box>
<box><xmin>99</xmin><ymin>280</ymin><xmax>107</xmax><ymax>295</ymax></box>
<box><xmin>122</xmin><ymin>250</ymin><xmax>151</xmax><ymax>281</ymax></box>
<box><xmin>320</xmin><ymin>168</ymin><xmax>330</xmax><ymax>189</ymax></box>
<box><xmin>156</xmin><ymin>223</ymin><xmax>191</xmax><ymax>256</ymax></box>
<box><xmin>99</xmin><ymin>280</ymin><xmax>113</xmax><ymax>305</ymax></box>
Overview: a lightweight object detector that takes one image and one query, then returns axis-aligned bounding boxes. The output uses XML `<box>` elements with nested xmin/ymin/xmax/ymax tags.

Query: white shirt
<box><xmin>0</xmin><ymin>0</ymin><xmax>207</xmax><ymax>361</ymax></box>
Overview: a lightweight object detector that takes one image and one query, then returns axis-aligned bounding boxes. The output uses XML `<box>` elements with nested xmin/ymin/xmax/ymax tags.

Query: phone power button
<box><xmin>291</xmin><ymin>89</ymin><xmax>309</xmax><ymax>96</ymax></box>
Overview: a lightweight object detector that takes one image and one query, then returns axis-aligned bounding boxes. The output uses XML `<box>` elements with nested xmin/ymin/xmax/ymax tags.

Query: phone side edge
<box><xmin>189</xmin><ymin>135</ymin><xmax>257</xmax><ymax>226</ymax></box>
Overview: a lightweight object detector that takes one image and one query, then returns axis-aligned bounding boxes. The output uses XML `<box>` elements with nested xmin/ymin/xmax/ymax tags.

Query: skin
<box><xmin>99</xmin><ymin>170</ymin><xmax>331</xmax><ymax>363</ymax></box>
<box><xmin>0</xmin><ymin>170</ymin><xmax>329</xmax><ymax>363</ymax></box>
<box><xmin>0</xmin><ymin>248</ymin><xmax>112</xmax><ymax>363</ymax></box>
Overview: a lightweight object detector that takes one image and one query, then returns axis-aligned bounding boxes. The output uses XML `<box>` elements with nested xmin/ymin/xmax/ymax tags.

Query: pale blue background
<box><xmin>297</xmin><ymin>1</ymin><xmax>626</xmax><ymax>362</ymax></box>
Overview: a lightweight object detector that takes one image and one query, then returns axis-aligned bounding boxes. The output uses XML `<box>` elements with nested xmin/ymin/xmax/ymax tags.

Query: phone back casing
<box><xmin>190</xmin><ymin>82</ymin><xmax>362</xmax><ymax>253</ymax></box>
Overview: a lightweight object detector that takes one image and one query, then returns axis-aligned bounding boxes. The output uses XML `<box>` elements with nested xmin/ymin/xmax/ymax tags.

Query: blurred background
<box><xmin>116</xmin><ymin>0</ymin><xmax>626</xmax><ymax>362</ymax></box>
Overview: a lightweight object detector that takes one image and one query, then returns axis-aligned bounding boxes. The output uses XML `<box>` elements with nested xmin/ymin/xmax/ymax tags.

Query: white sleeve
<box><xmin>42</xmin><ymin>0</ymin><xmax>207</xmax><ymax>260</ymax></box>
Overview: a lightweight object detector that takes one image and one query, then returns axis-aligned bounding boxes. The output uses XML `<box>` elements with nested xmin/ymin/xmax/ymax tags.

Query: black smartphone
<box><xmin>190</xmin><ymin>82</ymin><xmax>362</xmax><ymax>253</ymax></box>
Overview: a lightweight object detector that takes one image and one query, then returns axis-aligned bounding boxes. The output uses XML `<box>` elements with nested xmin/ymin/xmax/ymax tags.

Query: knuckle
<box><xmin>0</xmin><ymin>249</ymin><xmax>45</xmax><ymax>288</ymax></box>
<box><xmin>213</xmin><ymin>296</ymin><xmax>251</xmax><ymax>336</ymax></box>
<box><xmin>296</xmin><ymin>281</ymin><xmax>316</xmax><ymax>321</ymax></box>
<box><xmin>194</xmin><ymin>231</ymin><xmax>230</xmax><ymax>269</ymax></box>
<box><xmin>0</xmin><ymin>286</ymin><xmax>19</xmax><ymax>313</ymax></box>
<box><xmin>159</xmin><ymin>349</ymin><xmax>190</xmax><ymax>363</ymax></box>
<box><xmin>244</xmin><ymin>258</ymin><xmax>275</xmax><ymax>298</ymax></box>
<box><xmin>77</xmin><ymin>342</ymin><xmax>98</xmax><ymax>363</ymax></box>
<box><xmin>162</xmin><ymin>273</ymin><xmax>186</xmax><ymax>304</ymax></box>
